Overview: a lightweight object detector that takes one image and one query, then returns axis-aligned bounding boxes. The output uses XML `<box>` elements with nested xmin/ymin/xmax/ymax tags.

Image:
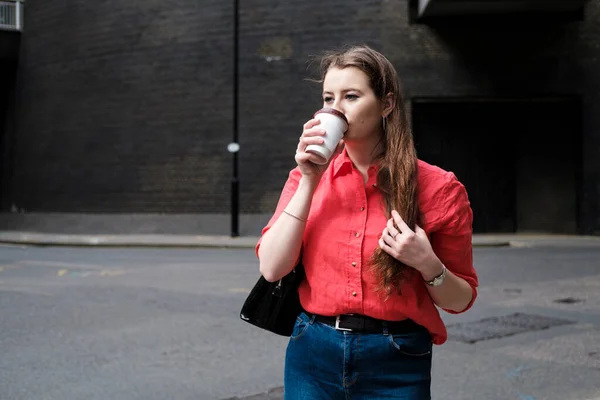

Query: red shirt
<box><xmin>256</xmin><ymin>149</ymin><xmax>478</xmax><ymax>345</ymax></box>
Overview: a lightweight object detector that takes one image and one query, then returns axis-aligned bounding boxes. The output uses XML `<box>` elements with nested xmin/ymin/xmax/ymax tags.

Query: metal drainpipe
<box><xmin>16</xmin><ymin>0</ymin><xmax>21</xmax><ymax>31</ymax></box>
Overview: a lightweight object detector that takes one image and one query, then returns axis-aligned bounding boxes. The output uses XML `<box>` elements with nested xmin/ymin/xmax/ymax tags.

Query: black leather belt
<box><xmin>306</xmin><ymin>312</ymin><xmax>422</xmax><ymax>334</ymax></box>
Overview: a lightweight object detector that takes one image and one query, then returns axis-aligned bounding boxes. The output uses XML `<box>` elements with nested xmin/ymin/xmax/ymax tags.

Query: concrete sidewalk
<box><xmin>0</xmin><ymin>231</ymin><xmax>599</xmax><ymax>248</ymax></box>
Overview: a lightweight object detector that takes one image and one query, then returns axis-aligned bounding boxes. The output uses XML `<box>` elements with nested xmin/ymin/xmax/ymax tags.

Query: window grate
<box><xmin>0</xmin><ymin>1</ymin><xmax>23</xmax><ymax>31</ymax></box>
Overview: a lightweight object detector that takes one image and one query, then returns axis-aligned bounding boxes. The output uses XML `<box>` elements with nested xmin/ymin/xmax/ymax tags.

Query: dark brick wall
<box><xmin>238</xmin><ymin>0</ymin><xmax>383</xmax><ymax>213</ymax></box>
<box><xmin>5</xmin><ymin>0</ymin><xmax>600</xmax><ymax>233</ymax></box>
<box><xmin>8</xmin><ymin>0</ymin><xmax>385</xmax><ymax>215</ymax></box>
<box><xmin>11</xmin><ymin>0</ymin><xmax>234</xmax><ymax>213</ymax></box>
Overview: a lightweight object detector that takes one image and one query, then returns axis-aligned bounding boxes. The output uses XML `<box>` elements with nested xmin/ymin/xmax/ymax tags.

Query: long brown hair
<box><xmin>317</xmin><ymin>45</ymin><xmax>420</xmax><ymax>297</ymax></box>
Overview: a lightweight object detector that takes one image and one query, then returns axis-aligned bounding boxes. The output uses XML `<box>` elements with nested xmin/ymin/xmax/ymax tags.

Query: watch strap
<box><xmin>425</xmin><ymin>265</ymin><xmax>447</xmax><ymax>287</ymax></box>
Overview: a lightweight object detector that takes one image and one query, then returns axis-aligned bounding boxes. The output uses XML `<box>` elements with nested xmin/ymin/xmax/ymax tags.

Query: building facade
<box><xmin>0</xmin><ymin>0</ymin><xmax>598</xmax><ymax>235</ymax></box>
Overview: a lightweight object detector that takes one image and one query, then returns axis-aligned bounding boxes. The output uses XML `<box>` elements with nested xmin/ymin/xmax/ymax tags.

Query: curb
<box><xmin>0</xmin><ymin>232</ymin><xmax>598</xmax><ymax>249</ymax></box>
<box><xmin>0</xmin><ymin>232</ymin><xmax>260</xmax><ymax>249</ymax></box>
<box><xmin>0</xmin><ymin>231</ymin><xmax>512</xmax><ymax>248</ymax></box>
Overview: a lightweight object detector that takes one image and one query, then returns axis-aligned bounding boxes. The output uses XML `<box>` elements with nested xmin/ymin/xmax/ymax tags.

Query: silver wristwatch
<box><xmin>424</xmin><ymin>265</ymin><xmax>447</xmax><ymax>287</ymax></box>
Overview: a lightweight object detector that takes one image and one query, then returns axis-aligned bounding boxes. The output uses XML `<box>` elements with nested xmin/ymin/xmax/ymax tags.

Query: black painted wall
<box><xmin>4</xmin><ymin>0</ymin><xmax>600</xmax><ymax>234</ymax></box>
<box><xmin>11</xmin><ymin>0</ymin><xmax>235</xmax><ymax>213</ymax></box>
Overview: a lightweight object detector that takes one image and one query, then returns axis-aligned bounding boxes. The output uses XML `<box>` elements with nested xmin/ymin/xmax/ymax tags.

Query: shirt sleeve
<box><xmin>255</xmin><ymin>167</ymin><xmax>303</xmax><ymax>258</ymax></box>
<box><xmin>431</xmin><ymin>172</ymin><xmax>479</xmax><ymax>314</ymax></box>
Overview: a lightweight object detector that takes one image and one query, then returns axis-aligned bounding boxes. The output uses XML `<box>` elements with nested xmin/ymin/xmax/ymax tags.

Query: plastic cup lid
<box><xmin>314</xmin><ymin>108</ymin><xmax>348</xmax><ymax>124</ymax></box>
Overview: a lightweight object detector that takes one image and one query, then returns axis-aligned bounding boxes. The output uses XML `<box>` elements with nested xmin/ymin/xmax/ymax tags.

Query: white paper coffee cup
<box><xmin>305</xmin><ymin>108</ymin><xmax>349</xmax><ymax>165</ymax></box>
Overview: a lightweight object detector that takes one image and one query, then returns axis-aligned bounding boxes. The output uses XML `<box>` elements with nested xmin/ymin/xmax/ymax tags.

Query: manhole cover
<box><xmin>447</xmin><ymin>313</ymin><xmax>573</xmax><ymax>344</ymax></box>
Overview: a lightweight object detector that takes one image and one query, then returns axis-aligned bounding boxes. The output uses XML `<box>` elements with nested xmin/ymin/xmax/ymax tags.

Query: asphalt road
<box><xmin>0</xmin><ymin>245</ymin><xmax>599</xmax><ymax>400</ymax></box>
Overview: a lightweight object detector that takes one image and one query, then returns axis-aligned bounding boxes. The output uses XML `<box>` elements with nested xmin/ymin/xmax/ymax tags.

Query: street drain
<box><xmin>447</xmin><ymin>312</ymin><xmax>573</xmax><ymax>344</ymax></box>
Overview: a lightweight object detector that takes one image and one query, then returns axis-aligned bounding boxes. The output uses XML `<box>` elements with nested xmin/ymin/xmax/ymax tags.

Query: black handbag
<box><xmin>240</xmin><ymin>262</ymin><xmax>305</xmax><ymax>336</ymax></box>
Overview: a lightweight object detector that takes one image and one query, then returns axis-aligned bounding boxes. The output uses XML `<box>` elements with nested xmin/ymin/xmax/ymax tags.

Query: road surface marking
<box><xmin>57</xmin><ymin>269</ymin><xmax>127</xmax><ymax>278</ymax></box>
<box><xmin>19</xmin><ymin>260</ymin><xmax>103</xmax><ymax>269</ymax></box>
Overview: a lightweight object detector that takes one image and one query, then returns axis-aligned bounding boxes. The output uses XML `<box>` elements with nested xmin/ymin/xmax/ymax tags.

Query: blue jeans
<box><xmin>284</xmin><ymin>312</ymin><xmax>432</xmax><ymax>400</ymax></box>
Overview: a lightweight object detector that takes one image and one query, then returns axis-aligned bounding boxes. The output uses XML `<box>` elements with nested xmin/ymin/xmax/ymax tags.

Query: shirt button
<box><xmin>351</xmin><ymin>262</ymin><xmax>356</xmax><ymax>267</ymax></box>
<box><xmin>352</xmin><ymin>292</ymin><xmax>357</xmax><ymax>297</ymax></box>
<box><xmin>360</xmin><ymin>207</ymin><xmax>365</xmax><ymax>211</ymax></box>
<box><xmin>355</xmin><ymin>232</ymin><xmax>360</xmax><ymax>237</ymax></box>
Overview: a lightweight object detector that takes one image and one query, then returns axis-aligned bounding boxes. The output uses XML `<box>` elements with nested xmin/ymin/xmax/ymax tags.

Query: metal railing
<box><xmin>0</xmin><ymin>0</ymin><xmax>23</xmax><ymax>31</ymax></box>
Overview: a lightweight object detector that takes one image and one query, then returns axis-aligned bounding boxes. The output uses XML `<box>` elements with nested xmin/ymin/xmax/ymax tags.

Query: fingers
<box><xmin>302</xmin><ymin>119</ymin><xmax>325</xmax><ymax>140</ymax></box>
<box><xmin>378</xmin><ymin>235</ymin><xmax>393</xmax><ymax>251</ymax></box>
<box><xmin>391</xmin><ymin>210</ymin><xmax>413</xmax><ymax>234</ymax></box>
<box><xmin>301</xmin><ymin>127</ymin><xmax>326</xmax><ymax>139</ymax></box>
<box><xmin>299</xmin><ymin>133</ymin><xmax>325</xmax><ymax>147</ymax></box>
<box><xmin>381</xmin><ymin>215</ymin><xmax>432</xmax><ymax>269</ymax></box>
<box><xmin>295</xmin><ymin>151</ymin><xmax>313</xmax><ymax>163</ymax></box>
<box><xmin>298</xmin><ymin>119</ymin><xmax>326</xmax><ymax>154</ymax></box>
<box><xmin>381</xmin><ymin>227</ymin><xmax>396</xmax><ymax>246</ymax></box>
<box><xmin>386</xmin><ymin>219</ymin><xmax>400</xmax><ymax>239</ymax></box>
<box><xmin>303</xmin><ymin>118</ymin><xmax>321</xmax><ymax>130</ymax></box>
<box><xmin>379</xmin><ymin>231</ymin><xmax>399</xmax><ymax>259</ymax></box>
<box><xmin>378</xmin><ymin>236</ymin><xmax>387</xmax><ymax>251</ymax></box>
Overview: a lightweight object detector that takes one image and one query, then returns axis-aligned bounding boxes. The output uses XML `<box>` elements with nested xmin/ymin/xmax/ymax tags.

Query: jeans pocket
<box><xmin>388</xmin><ymin>332</ymin><xmax>432</xmax><ymax>357</ymax></box>
<box><xmin>290</xmin><ymin>312</ymin><xmax>311</xmax><ymax>341</ymax></box>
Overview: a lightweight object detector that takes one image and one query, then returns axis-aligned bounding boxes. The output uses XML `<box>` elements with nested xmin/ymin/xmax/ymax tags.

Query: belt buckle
<box><xmin>335</xmin><ymin>315</ymin><xmax>353</xmax><ymax>332</ymax></box>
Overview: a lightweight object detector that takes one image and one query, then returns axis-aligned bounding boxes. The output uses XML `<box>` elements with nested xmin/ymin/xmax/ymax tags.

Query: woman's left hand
<box><xmin>378</xmin><ymin>210</ymin><xmax>440</xmax><ymax>274</ymax></box>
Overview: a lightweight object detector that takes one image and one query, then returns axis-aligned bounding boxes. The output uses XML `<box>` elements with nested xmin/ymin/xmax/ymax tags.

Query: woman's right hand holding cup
<box><xmin>295</xmin><ymin>118</ymin><xmax>343</xmax><ymax>184</ymax></box>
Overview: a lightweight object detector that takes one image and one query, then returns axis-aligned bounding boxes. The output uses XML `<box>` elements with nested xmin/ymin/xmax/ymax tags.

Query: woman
<box><xmin>256</xmin><ymin>45</ymin><xmax>478</xmax><ymax>399</ymax></box>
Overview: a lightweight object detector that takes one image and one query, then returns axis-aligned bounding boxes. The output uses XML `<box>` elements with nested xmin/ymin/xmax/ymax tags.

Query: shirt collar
<box><xmin>332</xmin><ymin>147</ymin><xmax>353</xmax><ymax>178</ymax></box>
<box><xmin>332</xmin><ymin>147</ymin><xmax>381</xmax><ymax>178</ymax></box>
